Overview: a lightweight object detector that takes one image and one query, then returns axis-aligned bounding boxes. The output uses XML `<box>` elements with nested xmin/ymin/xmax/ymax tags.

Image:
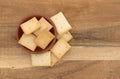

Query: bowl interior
<box><xmin>17</xmin><ymin>15</ymin><xmax>57</xmax><ymax>54</ymax></box>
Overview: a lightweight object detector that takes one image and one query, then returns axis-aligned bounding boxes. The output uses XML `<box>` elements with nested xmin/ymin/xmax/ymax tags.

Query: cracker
<box><xmin>33</xmin><ymin>17</ymin><xmax>53</xmax><ymax>36</ymax></box>
<box><xmin>20</xmin><ymin>17</ymin><xmax>40</xmax><ymax>34</ymax></box>
<box><xmin>51</xmin><ymin>38</ymin><xmax>71</xmax><ymax>58</ymax></box>
<box><xmin>18</xmin><ymin>34</ymin><xmax>37</xmax><ymax>51</ymax></box>
<box><xmin>51</xmin><ymin>53</ymin><xmax>59</xmax><ymax>67</ymax></box>
<box><xmin>51</xmin><ymin>12</ymin><xmax>72</xmax><ymax>35</ymax></box>
<box><xmin>57</xmin><ymin>31</ymin><xmax>73</xmax><ymax>42</ymax></box>
<box><xmin>35</xmin><ymin>30</ymin><xmax>55</xmax><ymax>49</ymax></box>
<box><xmin>31</xmin><ymin>51</ymin><xmax>51</xmax><ymax>66</ymax></box>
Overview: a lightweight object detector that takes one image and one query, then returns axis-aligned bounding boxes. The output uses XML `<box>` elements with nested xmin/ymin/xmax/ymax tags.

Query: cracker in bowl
<box><xmin>20</xmin><ymin>17</ymin><xmax>40</xmax><ymax>34</ymax></box>
<box><xmin>35</xmin><ymin>30</ymin><xmax>55</xmax><ymax>49</ymax></box>
<box><xmin>18</xmin><ymin>34</ymin><xmax>37</xmax><ymax>51</ymax></box>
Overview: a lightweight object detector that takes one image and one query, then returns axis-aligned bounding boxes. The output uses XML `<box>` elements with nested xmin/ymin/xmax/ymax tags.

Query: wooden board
<box><xmin>1</xmin><ymin>0</ymin><xmax>120</xmax><ymax>79</ymax></box>
<box><xmin>1</xmin><ymin>46</ymin><xmax>120</xmax><ymax>68</ymax></box>
<box><xmin>0</xmin><ymin>61</ymin><xmax>120</xmax><ymax>79</ymax></box>
<box><xmin>1</xmin><ymin>0</ymin><xmax>120</xmax><ymax>46</ymax></box>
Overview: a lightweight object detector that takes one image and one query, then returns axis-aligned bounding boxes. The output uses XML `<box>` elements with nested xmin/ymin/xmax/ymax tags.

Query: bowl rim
<box><xmin>16</xmin><ymin>15</ymin><xmax>57</xmax><ymax>54</ymax></box>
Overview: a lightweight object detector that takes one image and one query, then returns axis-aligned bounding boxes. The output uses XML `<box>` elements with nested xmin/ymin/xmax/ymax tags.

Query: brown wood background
<box><xmin>1</xmin><ymin>0</ymin><xmax>120</xmax><ymax>79</ymax></box>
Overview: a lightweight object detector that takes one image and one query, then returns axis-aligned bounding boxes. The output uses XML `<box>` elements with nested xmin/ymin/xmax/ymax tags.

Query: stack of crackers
<box><xmin>18</xmin><ymin>17</ymin><xmax>55</xmax><ymax>51</ymax></box>
<box><xmin>18</xmin><ymin>12</ymin><xmax>73</xmax><ymax>67</ymax></box>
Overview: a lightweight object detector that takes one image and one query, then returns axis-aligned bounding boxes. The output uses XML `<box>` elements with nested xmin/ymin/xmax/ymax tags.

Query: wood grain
<box><xmin>0</xmin><ymin>0</ymin><xmax>120</xmax><ymax>79</ymax></box>
<box><xmin>0</xmin><ymin>61</ymin><xmax>120</xmax><ymax>79</ymax></box>
<box><xmin>1</xmin><ymin>0</ymin><xmax>120</xmax><ymax>45</ymax></box>
<box><xmin>1</xmin><ymin>46</ymin><xmax>120</xmax><ymax>68</ymax></box>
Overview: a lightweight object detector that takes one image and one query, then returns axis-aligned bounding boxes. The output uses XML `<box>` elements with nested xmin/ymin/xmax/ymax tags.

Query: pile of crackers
<box><xmin>18</xmin><ymin>12</ymin><xmax>73</xmax><ymax>67</ymax></box>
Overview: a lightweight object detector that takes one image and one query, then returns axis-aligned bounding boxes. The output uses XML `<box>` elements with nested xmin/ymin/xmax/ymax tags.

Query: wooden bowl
<box><xmin>17</xmin><ymin>15</ymin><xmax>57</xmax><ymax>54</ymax></box>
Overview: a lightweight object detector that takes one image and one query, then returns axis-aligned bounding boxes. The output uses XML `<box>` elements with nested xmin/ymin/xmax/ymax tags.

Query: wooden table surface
<box><xmin>1</xmin><ymin>0</ymin><xmax>120</xmax><ymax>79</ymax></box>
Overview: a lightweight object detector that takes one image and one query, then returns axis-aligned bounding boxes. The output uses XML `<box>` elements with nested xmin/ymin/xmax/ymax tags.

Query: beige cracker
<box><xmin>18</xmin><ymin>34</ymin><xmax>37</xmax><ymax>51</ymax></box>
<box><xmin>51</xmin><ymin>53</ymin><xmax>59</xmax><ymax>67</ymax></box>
<box><xmin>20</xmin><ymin>17</ymin><xmax>40</xmax><ymax>34</ymax></box>
<box><xmin>35</xmin><ymin>30</ymin><xmax>55</xmax><ymax>49</ymax></box>
<box><xmin>33</xmin><ymin>17</ymin><xmax>53</xmax><ymax>36</ymax></box>
<box><xmin>57</xmin><ymin>31</ymin><xmax>73</xmax><ymax>42</ymax></box>
<box><xmin>51</xmin><ymin>38</ymin><xmax>71</xmax><ymax>59</ymax></box>
<box><xmin>51</xmin><ymin>12</ymin><xmax>72</xmax><ymax>35</ymax></box>
<box><xmin>31</xmin><ymin>51</ymin><xmax>51</xmax><ymax>66</ymax></box>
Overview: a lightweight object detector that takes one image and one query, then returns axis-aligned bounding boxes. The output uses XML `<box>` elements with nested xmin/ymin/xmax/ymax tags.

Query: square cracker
<box><xmin>51</xmin><ymin>38</ymin><xmax>71</xmax><ymax>59</ymax></box>
<box><xmin>20</xmin><ymin>17</ymin><xmax>40</xmax><ymax>34</ymax></box>
<box><xmin>35</xmin><ymin>30</ymin><xmax>55</xmax><ymax>49</ymax></box>
<box><xmin>33</xmin><ymin>17</ymin><xmax>53</xmax><ymax>36</ymax></box>
<box><xmin>57</xmin><ymin>31</ymin><xmax>73</xmax><ymax>42</ymax></box>
<box><xmin>31</xmin><ymin>51</ymin><xmax>51</xmax><ymax>66</ymax></box>
<box><xmin>51</xmin><ymin>12</ymin><xmax>72</xmax><ymax>35</ymax></box>
<box><xmin>51</xmin><ymin>53</ymin><xmax>59</xmax><ymax>67</ymax></box>
<box><xmin>18</xmin><ymin>34</ymin><xmax>37</xmax><ymax>51</ymax></box>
